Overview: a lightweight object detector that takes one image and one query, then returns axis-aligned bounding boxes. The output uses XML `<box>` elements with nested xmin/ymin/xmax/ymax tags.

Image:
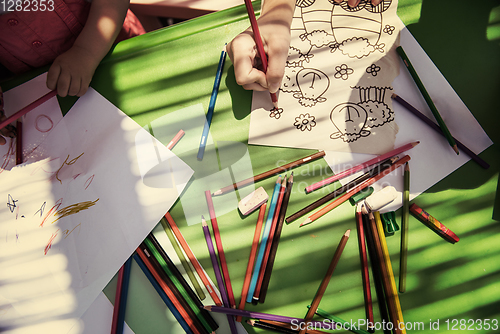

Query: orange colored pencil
<box><xmin>300</xmin><ymin>229</ymin><xmax>350</xmax><ymax>334</ymax></box>
<box><xmin>136</xmin><ymin>246</ymin><xmax>202</xmax><ymax>334</ymax></box>
<box><xmin>301</xmin><ymin>155</ymin><xmax>411</xmax><ymax>227</ymax></box>
<box><xmin>236</xmin><ymin>203</ymin><xmax>267</xmax><ymax>322</ymax></box>
<box><xmin>164</xmin><ymin>212</ymin><xmax>222</xmax><ymax>306</ymax></box>
<box><xmin>205</xmin><ymin>190</ymin><xmax>236</xmax><ymax>308</ymax></box>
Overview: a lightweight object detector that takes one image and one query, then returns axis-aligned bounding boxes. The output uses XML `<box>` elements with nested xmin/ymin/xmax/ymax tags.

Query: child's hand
<box><xmin>227</xmin><ymin>0</ymin><xmax>295</xmax><ymax>94</ymax></box>
<box><xmin>0</xmin><ymin>86</ymin><xmax>16</xmax><ymax>145</ymax></box>
<box><xmin>46</xmin><ymin>45</ymin><xmax>100</xmax><ymax>97</ymax></box>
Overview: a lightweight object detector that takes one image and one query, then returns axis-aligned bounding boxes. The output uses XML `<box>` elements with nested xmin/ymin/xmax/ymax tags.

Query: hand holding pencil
<box><xmin>227</xmin><ymin>0</ymin><xmax>295</xmax><ymax>101</ymax></box>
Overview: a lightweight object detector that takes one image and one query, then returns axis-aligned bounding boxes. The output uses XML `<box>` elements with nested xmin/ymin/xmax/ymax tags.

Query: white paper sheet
<box><xmin>249</xmin><ymin>0</ymin><xmax>402</xmax><ymax>154</ymax></box>
<box><xmin>323</xmin><ymin>26</ymin><xmax>493</xmax><ymax>212</ymax></box>
<box><xmin>1</xmin><ymin>73</ymin><xmax>63</xmax><ymax>171</ymax></box>
<box><xmin>0</xmin><ymin>88</ymin><xmax>193</xmax><ymax>333</ymax></box>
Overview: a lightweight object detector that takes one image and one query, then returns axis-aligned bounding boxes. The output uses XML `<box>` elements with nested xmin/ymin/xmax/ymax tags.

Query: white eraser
<box><xmin>365</xmin><ymin>186</ymin><xmax>397</xmax><ymax>211</ymax></box>
<box><xmin>238</xmin><ymin>187</ymin><xmax>269</xmax><ymax>215</ymax></box>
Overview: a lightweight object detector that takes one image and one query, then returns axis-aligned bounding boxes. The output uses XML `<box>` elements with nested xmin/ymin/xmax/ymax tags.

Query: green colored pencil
<box><xmin>400</xmin><ymin>162</ymin><xmax>410</xmax><ymax>293</ymax></box>
<box><xmin>309</xmin><ymin>306</ymin><xmax>370</xmax><ymax>334</ymax></box>
<box><xmin>396</xmin><ymin>46</ymin><xmax>458</xmax><ymax>155</ymax></box>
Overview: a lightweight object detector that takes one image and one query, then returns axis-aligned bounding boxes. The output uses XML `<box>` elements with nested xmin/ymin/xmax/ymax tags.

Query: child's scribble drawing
<box><xmin>249</xmin><ymin>0</ymin><xmax>400</xmax><ymax>155</ymax></box>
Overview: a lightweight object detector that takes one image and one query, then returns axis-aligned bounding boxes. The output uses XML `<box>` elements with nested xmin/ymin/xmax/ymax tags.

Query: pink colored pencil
<box><xmin>205</xmin><ymin>190</ymin><xmax>236</xmax><ymax>308</ymax></box>
<box><xmin>166</xmin><ymin>129</ymin><xmax>185</xmax><ymax>150</ymax></box>
<box><xmin>0</xmin><ymin>90</ymin><xmax>57</xmax><ymax>130</ymax></box>
<box><xmin>305</xmin><ymin>141</ymin><xmax>419</xmax><ymax>193</ymax></box>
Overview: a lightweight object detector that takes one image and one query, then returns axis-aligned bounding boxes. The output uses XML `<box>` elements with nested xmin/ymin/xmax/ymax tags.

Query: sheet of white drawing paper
<box><xmin>323</xmin><ymin>26</ymin><xmax>493</xmax><ymax>213</ymax></box>
<box><xmin>0</xmin><ymin>88</ymin><xmax>193</xmax><ymax>334</ymax></box>
<box><xmin>67</xmin><ymin>292</ymin><xmax>134</xmax><ymax>334</ymax></box>
<box><xmin>151</xmin><ymin>225</ymin><xmax>248</xmax><ymax>334</ymax></box>
<box><xmin>148</xmin><ymin>104</ymin><xmax>256</xmax><ymax>226</ymax></box>
<box><xmin>1</xmin><ymin>73</ymin><xmax>62</xmax><ymax>171</ymax></box>
<box><xmin>249</xmin><ymin>0</ymin><xmax>401</xmax><ymax>154</ymax></box>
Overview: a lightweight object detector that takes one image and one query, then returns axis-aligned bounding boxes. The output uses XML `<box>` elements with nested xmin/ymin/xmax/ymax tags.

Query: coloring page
<box><xmin>249</xmin><ymin>0</ymin><xmax>401</xmax><ymax>154</ymax></box>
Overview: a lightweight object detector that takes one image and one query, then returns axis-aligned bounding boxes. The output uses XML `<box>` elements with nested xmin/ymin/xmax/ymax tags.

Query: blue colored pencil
<box><xmin>246</xmin><ymin>176</ymin><xmax>282</xmax><ymax>303</ymax></box>
<box><xmin>197</xmin><ymin>45</ymin><xmax>227</xmax><ymax>160</ymax></box>
<box><xmin>133</xmin><ymin>253</ymin><xmax>195</xmax><ymax>334</ymax></box>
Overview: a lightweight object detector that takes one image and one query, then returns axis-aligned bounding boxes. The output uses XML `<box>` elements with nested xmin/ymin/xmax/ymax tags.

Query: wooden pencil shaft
<box><xmin>111</xmin><ymin>264</ymin><xmax>125</xmax><ymax>334</ymax></box>
<box><xmin>312</xmin><ymin>307</ymin><xmax>371</xmax><ymax>334</ymax></box>
<box><xmin>362</xmin><ymin>213</ymin><xmax>391</xmax><ymax>334</ymax></box>
<box><xmin>392</xmin><ymin>93</ymin><xmax>488</xmax><ymax>168</ymax></box>
<box><xmin>214</xmin><ymin>151</ymin><xmax>325</xmax><ymax>195</ymax></box>
<box><xmin>0</xmin><ymin>90</ymin><xmax>57</xmax><ymax>130</ymax></box>
<box><xmin>141</xmin><ymin>241</ymin><xmax>210</xmax><ymax>334</ymax></box>
<box><xmin>287</xmin><ymin>158</ymin><xmax>394</xmax><ymax>223</ymax></box>
<box><xmin>356</xmin><ymin>209</ymin><xmax>374</xmax><ymax>326</ymax></box>
<box><xmin>163</xmin><ymin>213</ymin><xmax>222</xmax><ymax>306</ymax></box>
<box><xmin>400</xmin><ymin>164</ymin><xmax>410</xmax><ymax>293</ymax></box>
<box><xmin>301</xmin><ymin>230</ymin><xmax>350</xmax><ymax>334</ymax></box>
<box><xmin>204</xmin><ymin>191</ymin><xmax>236</xmax><ymax>307</ymax></box>
<box><xmin>259</xmin><ymin>175</ymin><xmax>294</xmax><ymax>302</ymax></box>
<box><xmin>259</xmin><ymin>320</ymin><xmax>332</xmax><ymax>334</ymax></box>
<box><xmin>136</xmin><ymin>246</ymin><xmax>203</xmax><ymax>334</ymax></box>
<box><xmin>396</xmin><ymin>47</ymin><xmax>456</xmax><ymax>151</ymax></box>
<box><xmin>249</xmin><ymin>320</ymin><xmax>296</xmax><ymax>334</ymax></box>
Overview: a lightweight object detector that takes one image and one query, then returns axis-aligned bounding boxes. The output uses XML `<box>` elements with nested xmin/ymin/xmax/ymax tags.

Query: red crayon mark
<box><xmin>84</xmin><ymin>175</ymin><xmax>95</xmax><ymax>190</ymax></box>
<box><xmin>35</xmin><ymin>114</ymin><xmax>54</xmax><ymax>133</ymax></box>
<box><xmin>44</xmin><ymin>229</ymin><xmax>59</xmax><ymax>255</ymax></box>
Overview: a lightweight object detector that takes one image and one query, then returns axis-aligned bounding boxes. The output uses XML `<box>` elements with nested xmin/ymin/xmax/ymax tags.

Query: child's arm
<box><xmin>46</xmin><ymin>0</ymin><xmax>130</xmax><ymax>97</ymax></box>
<box><xmin>227</xmin><ymin>0</ymin><xmax>295</xmax><ymax>94</ymax></box>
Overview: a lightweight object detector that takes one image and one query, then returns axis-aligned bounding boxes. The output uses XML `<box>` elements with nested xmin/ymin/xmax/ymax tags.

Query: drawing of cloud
<box><xmin>303</xmin><ymin>30</ymin><xmax>335</xmax><ymax>48</ymax></box>
<box><xmin>337</xmin><ymin>37</ymin><xmax>377</xmax><ymax>58</ymax></box>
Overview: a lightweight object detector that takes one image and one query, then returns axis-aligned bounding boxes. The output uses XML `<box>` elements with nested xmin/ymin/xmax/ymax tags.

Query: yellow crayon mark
<box><xmin>50</xmin><ymin>198</ymin><xmax>99</xmax><ymax>225</ymax></box>
<box><xmin>55</xmin><ymin>152</ymin><xmax>84</xmax><ymax>184</ymax></box>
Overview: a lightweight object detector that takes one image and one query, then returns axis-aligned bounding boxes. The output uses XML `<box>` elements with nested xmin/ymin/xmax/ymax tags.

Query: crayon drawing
<box><xmin>249</xmin><ymin>0</ymin><xmax>401</xmax><ymax>154</ymax></box>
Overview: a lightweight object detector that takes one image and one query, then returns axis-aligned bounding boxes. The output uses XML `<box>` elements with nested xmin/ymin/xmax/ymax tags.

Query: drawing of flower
<box><xmin>366</xmin><ymin>64</ymin><xmax>381</xmax><ymax>76</ymax></box>
<box><xmin>269</xmin><ymin>107</ymin><xmax>283</xmax><ymax>119</ymax></box>
<box><xmin>334</xmin><ymin>64</ymin><xmax>354</xmax><ymax>80</ymax></box>
<box><xmin>294</xmin><ymin>113</ymin><xmax>316</xmax><ymax>131</ymax></box>
<box><xmin>383</xmin><ymin>25</ymin><xmax>396</xmax><ymax>35</ymax></box>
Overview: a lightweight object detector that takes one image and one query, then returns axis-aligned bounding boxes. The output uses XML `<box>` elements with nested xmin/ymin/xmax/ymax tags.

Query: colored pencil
<box><xmin>237</xmin><ymin>202</ymin><xmax>267</xmax><ymax>322</ymax></box>
<box><xmin>301</xmin><ymin>155</ymin><xmax>411</xmax><ymax>227</ymax></box>
<box><xmin>145</xmin><ymin>235</ymin><xmax>218</xmax><ymax>333</ymax></box>
<box><xmin>355</xmin><ymin>204</ymin><xmax>374</xmax><ymax>329</ymax></box>
<box><xmin>299</xmin><ymin>229</ymin><xmax>350</xmax><ymax>334</ymax></box>
<box><xmin>361</xmin><ymin>208</ymin><xmax>389</xmax><ymax>334</ymax></box>
<box><xmin>197</xmin><ymin>46</ymin><xmax>227</xmax><ymax>160</ymax></box>
<box><xmin>160</xmin><ymin>217</ymin><xmax>206</xmax><ymax>300</ymax></box>
<box><xmin>111</xmin><ymin>256</ymin><xmax>132</xmax><ymax>334</ymax></box>
<box><xmin>133</xmin><ymin>253</ymin><xmax>195</xmax><ymax>334</ymax></box>
<box><xmin>409</xmin><ymin>203</ymin><xmax>459</xmax><ymax>243</ymax></box>
<box><xmin>259</xmin><ymin>173</ymin><xmax>294</xmax><ymax>303</ymax></box>
<box><xmin>167</xmin><ymin>129</ymin><xmax>185</xmax><ymax>150</ymax></box>
<box><xmin>391</xmin><ymin>93</ymin><xmax>489</xmax><ymax>169</ymax></box>
<box><xmin>248</xmin><ymin>319</ymin><xmax>332</xmax><ymax>334</ymax></box>
<box><xmin>204</xmin><ymin>305</ymin><xmax>333</xmax><ymax>328</ymax></box>
<box><xmin>243</xmin><ymin>0</ymin><xmax>278</xmax><ymax>109</ymax></box>
<box><xmin>312</xmin><ymin>307</ymin><xmax>371</xmax><ymax>334</ymax></box>
<box><xmin>15</xmin><ymin>120</ymin><xmax>22</xmax><ymax>165</ymax></box>
<box><xmin>204</xmin><ymin>190</ymin><xmax>235</xmax><ymax>308</ymax></box>
<box><xmin>305</xmin><ymin>142</ymin><xmax>419</xmax><ymax>193</ymax></box>
<box><xmin>253</xmin><ymin>175</ymin><xmax>287</xmax><ymax>303</ymax></box>
<box><xmin>202</xmin><ymin>217</ymin><xmax>238</xmax><ymax>334</ymax></box>
<box><xmin>287</xmin><ymin>157</ymin><xmax>396</xmax><ymax>223</ymax></box>
<box><xmin>399</xmin><ymin>163</ymin><xmax>410</xmax><ymax>293</ymax></box>
<box><xmin>164</xmin><ymin>212</ymin><xmax>222</xmax><ymax>306</ymax></box>
<box><xmin>362</xmin><ymin>208</ymin><xmax>400</xmax><ymax>334</ymax></box>
<box><xmin>136</xmin><ymin>245</ymin><xmax>202</xmax><ymax>334</ymax></box>
<box><xmin>374</xmin><ymin>211</ymin><xmax>406</xmax><ymax>334</ymax></box>
<box><xmin>0</xmin><ymin>90</ymin><xmax>57</xmax><ymax>130</ymax></box>
<box><xmin>212</xmin><ymin>151</ymin><xmax>325</xmax><ymax>196</ymax></box>
<box><xmin>247</xmin><ymin>176</ymin><xmax>282</xmax><ymax>303</ymax></box>
<box><xmin>396</xmin><ymin>46</ymin><xmax>458</xmax><ymax>155</ymax></box>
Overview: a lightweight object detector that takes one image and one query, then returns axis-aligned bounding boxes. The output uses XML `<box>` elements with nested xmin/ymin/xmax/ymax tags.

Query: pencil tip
<box><xmin>212</xmin><ymin>190</ymin><xmax>222</xmax><ymax>196</ymax></box>
<box><xmin>453</xmin><ymin>145</ymin><xmax>459</xmax><ymax>155</ymax></box>
<box><xmin>300</xmin><ymin>218</ymin><xmax>311</xmax><ymax>227</ymax></box>
<box><xmin>391</xmin><ymin>93</ymin><xmax>397</xmax><ymax>98</ymax></box>
<box><xmin>345</xmin><ymin>229</ymin><xmax>351</xmax><ymax>237</ymax></box>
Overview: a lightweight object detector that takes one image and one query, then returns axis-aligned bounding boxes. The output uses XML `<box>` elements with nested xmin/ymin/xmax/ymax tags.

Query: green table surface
<box><xmin>4</xmin><ymin>1</ymin><xmax>500</xmax><ymax>333</ymax></box>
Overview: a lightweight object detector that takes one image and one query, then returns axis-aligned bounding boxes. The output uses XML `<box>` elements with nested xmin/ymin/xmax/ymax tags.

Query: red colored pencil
<box><xmin>204</xmin><ymin>190</ymin><xmax>236</xmax><ymax>308</ymax></box>
<box><xmin>410</xmin><ymin>203</ymin><xmax>459</xmax><ymax>243</ymax></box>
<box><xmin>15</xmin><ymin>120</ymin><xmax>22</xmax><ymax>165</ymax></box>
<box><xmin>243</xmin><ymin>0</ymin><xmax>278</xmax><ymax>108</ymax></box>
<box><xmin>0</xmin><ymin>90</ymin><xmax>57</xmax><ymax>130</ymax></box>
<box><xmin>237</xmin><ymin>202</ymin><xmax>267</xmax><ymax>322</ymax></box>
<box><xmin>164</xmin><ymin>212</ymin><xmax>222</xmax><ymax>306</ymax></box>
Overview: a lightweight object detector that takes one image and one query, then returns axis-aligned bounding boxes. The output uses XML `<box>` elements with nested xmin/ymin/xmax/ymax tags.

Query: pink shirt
<box><xmin>0</xmin><ymin>0</ymin><xmax>145</xmax><ymax>74</ymax></box>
